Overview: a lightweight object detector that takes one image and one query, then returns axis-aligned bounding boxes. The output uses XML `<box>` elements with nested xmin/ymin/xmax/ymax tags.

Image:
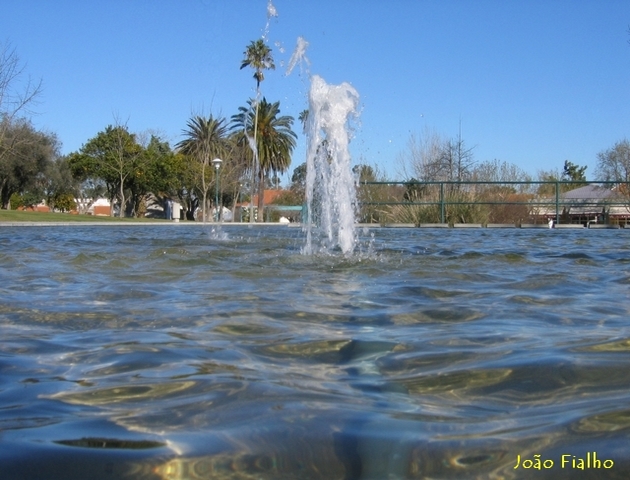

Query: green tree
<box><xmin>66</xmin><ymin>151</ymin><xmax>107</xmax><ymax>214</ymax></box>
<box><xmin>0</xmin><ymin>118</ymin><xmax>57</xmax><ymax>209</ymax></box>
<box><xmin>403</xmin><ymin>178</ymin><xmax>424</xmax><ymax>201</ymax></box>
<box><xmin>176</xmin><ymin>115</ymin><xmax>229</xmax><ymax>222</ymax></box>
<box><xmin>52</xmin><ymin>193</ymin><xmax>76</xmax><ymax>213</ymax></box>
<box><xmin>240</xmin><ymin>38</ymin><xmax>275</xmax><ymax>222</ymax></box>
<box><xmin>562</xmin><ymin>160</ymin><xmax>587</xmax><ymax>190</ymax></box>
<box><xmin>142</xmin><ymin>136</ymin><xmax>178</xmax><ymax>193</ymax></box>
<box><xmin>71</xmin><ymin>124</ymin><xmax>143</xmax><ymax>217</ymax></box>
<box><xmin>298</xmin><ymin>109</ymin><xmax>309</xmax><ymax>134</ymax></box>
<box><xmin>240</xmin><ymin>38</ymin><xmax>275</xmax><ymax>92</ymax></box>
<box><xmin>290</xmin><ymin>162</ymin><xmax>307</xmax><ymax>198</ymax></box>
<box><xmin>124</xmin><ymin>135</ymin><xmax>179</xmax><ymax>218</ymax></box>
<box><xmin>44</xmin><ymin>155</ymin><xmax>80</xmax><ymax>211</ymax></box>
<box><xmin>171</xmin><ymin>151</ymin><xmax>199</xmax><ymax>220</ymax></box>
<box><xmin>231</xmin><ymin>98</ymin><xmax>296</xmax><ymax>214</ymax></box>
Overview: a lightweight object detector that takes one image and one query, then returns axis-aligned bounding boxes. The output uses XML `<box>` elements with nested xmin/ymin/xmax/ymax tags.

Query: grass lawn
<box><xmin>0</xmin><ymin>210</ymin><xmax>169</xmax><ymax>223</ymax></box>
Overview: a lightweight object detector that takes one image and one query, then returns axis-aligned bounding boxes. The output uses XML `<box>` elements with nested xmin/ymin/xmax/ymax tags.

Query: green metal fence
<box><xmin>356</xmin><ymin>180</ymin><xmax>630</xmax><ymax>226</ymax></box>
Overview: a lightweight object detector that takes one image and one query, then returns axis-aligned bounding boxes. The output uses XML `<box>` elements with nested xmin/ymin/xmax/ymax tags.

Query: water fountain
<box><xmin>304</xmin><ymin>76</ymin><xmax>360</xmax><ymax>255</ymax></box>
<box><xmin>288</xmin><ymin>37</ymin><xmax>361</xmax><ymax>255</ymax></box>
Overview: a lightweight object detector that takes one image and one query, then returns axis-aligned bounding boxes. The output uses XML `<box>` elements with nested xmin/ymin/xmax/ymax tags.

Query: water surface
<box><xmin>1</xmin><ymin>225</ymin><xmax>630</xmax><ymax>479</ymax></box>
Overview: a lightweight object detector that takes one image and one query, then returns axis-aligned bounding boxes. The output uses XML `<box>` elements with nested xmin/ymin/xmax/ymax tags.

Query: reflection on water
<box><xmin>50</xmin><ymin>381</ymin><xmax>197</xmax><ymax>406</ymax></box>
<box><xmin>55</xmin><ymin>437</ymin><xmax>167</xmax><ymax>449</ymax></box>
<box><xmin>1</xmin><ymin>226</ymin><xmax>630</xmax><ymax>478</ymax></box>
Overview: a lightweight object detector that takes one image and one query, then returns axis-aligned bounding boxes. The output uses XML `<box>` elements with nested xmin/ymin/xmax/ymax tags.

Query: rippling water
<box><xmin>2</xmin><ymin>225</ymin><xmax>630</xmax><ymax>479</ymax></box>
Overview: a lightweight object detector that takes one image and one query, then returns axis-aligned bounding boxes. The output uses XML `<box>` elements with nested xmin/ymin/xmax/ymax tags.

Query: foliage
<box><xmin>298</xmin><ymin>110</ymin><xmax>309</xmax><ymax>134</ymax></box>
<box><xmin>536</xmin><ymin>168</ymin><xmax>561</xmax><ymax>195</ymax></box>
<box><xmin>68</xmin><ymin>127</ymin><xmax>181</xmax><ymax>218</ymax></box>
<box><xmin>43</xmin><ymin>156</ymin><xmax>81</xmax><ymax>211</ymax></box>
<box><xmin>289</xmin><ymin>162</ymin><xmax>307</xmax><ymax>200</ymax></box>
<box><xmin>402</xmin><ymin>178</ymin><xmax>426</xmax><ymax>201</ymax></box>
<box><xmin>176</xmin><ymin>115</ymin><xmax>229</xmax><ymax>221</ymax></box>
<box><xmin>562</xmin><ymin>160</ymin><xmax>587</xmax><ymax>182</ymax></box>
<box><xmin>230</xmin><ymin>98</ymin><xmax>297</xmax><ymax>213</ymax></box>
<box><xmin>532</xmin><ymin>161</ymin><xmax>587</xmax><ymax>198</ymax></box>
<box><xmin>0</xmin><ymin>118</ymin><xmax>58</xmax><ymax>209</ymax></box>
<box><xmin>380</xmin><ymin>156</ymin><xmax>537</xmax><ymax>225</ymax></box>
<box><xmin>126</xmin><ymin>135</ymin><xmax>180</xmax><ymax>218</ymax></box>
<box><xmin>481</xmin><ymin>192</ymin><xmax>531</xmax><ymax>224</ymax></box>
<box><xmin>240</xmin><ymin>39</ymin><xmax>275</xmax><ymax>89</ymax></box>
<box><xmin>53</xmin><ymin>193</ymin><xmax>76</xmax><ymax>212</ymax></box>
<box><xmin>353</xmin><ymin>163</ymin><xmax>396</xmax><ymax>223</ymax></box>
<box><xmin>69</xmin><ymin>124</ymin><xmax>144</xmax><ymax>217</ymax></box>
<box><xmin>66</xmin><ymin>151</ymin><xmax>107</xmax><ymax>214</ymax></box>
<box><xmin>561</xmin><ymin>160</ymin><xmax>588</xmax><ymax>192</ymax></box>
<box><xmin>383</xmin><ymin>196</ymin><xmax>490</xmax><ymax>226</ymax></box>
<box><xmin>8</xmin><ymin>192</ymin><xmax>36</xmax><ymax>210</ymax></box>
<box><xmin>269</xmin><ymin>189</ymin><xmax>303</xmax><ymax>206</ymax></box>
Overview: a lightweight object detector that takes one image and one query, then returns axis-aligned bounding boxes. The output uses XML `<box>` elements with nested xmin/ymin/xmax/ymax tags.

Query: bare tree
<box><xmin>596</xmin><ymin>139</ymin><xmax>630</xmax><ymax>184</ymax></box>
<box><xmin>0</xmin><ymin>42</ymin><xmax>41</xmax><ymax>118</ymax></box>
<box><xmin>473</xmin><ymin>159</ymin><xmax>532</xmax><ymax>188</ymax></box>
<box><xmin>396</xmin><ymin>127</ymin><xmax>446</xmax><ymax>181</ymax></box>
<box><xmin>0</xmin><ymin>42</ymin><xmax>43</xmax><ymax>208</ymax></box>
<box><xmin>397</xmin><ymin>126</ymin><xmax>475</xmax><ymax>188</ymax></box>
<box><xmin>446</xmin><ymin>125</ymin><xmax>476</xmax><ymax>184</ymax></box>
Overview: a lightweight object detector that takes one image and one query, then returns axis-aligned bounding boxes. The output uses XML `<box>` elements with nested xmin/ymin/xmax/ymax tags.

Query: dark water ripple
<box><xmin>1</xmin><ymin>226</ymin><xmax>630</xmax><ymax>478</ymax></box>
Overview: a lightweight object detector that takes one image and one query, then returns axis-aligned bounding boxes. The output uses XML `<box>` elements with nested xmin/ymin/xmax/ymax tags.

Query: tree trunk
<box><xmin>257</xmin><ymin>169</ymin><xmax>265</xmax><ymax>220</ymax></box>
<box><xmin>119</xmin><ymin>177</ymin><xmax>125</xmax><ymax>218</ymax></box>
<box><xmin>0</xmin><ymin>178</ymin><xmax>8</xmax><ymax>209</ymax></box>
<box><xmin>231</xmin><ymin>183</ymin><xmax>241</xmax><ymax>222</ymax></box>
<box><xmin>201</xmin><ymin>158</ymin><xmax>207</xmax><ymax>223</ymax></box>
<box><xmin>250</xmin><ymin>95</ymin><xmax>260</xmax><ymax>223</ymax></box>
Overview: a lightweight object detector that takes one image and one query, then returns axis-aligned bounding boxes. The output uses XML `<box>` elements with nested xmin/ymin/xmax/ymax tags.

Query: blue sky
<box><xmin>3</xmin><ymin>0</ymin><xmax>630</xmax><ymax>181</ymax></box>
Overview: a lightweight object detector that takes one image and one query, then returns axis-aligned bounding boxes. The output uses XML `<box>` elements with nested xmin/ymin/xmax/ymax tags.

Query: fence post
<box><xmin>440</xmin><ymin>182</ymin><xmax>445</xmax><ymax>224</ymax></box>
<box><xmin>555</xmin><ymin>181</ymin><xmax>560</xmax><ymax>225</ymax></box>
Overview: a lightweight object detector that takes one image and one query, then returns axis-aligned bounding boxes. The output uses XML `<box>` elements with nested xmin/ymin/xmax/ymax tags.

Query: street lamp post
<box><xmin>212</xmin><ymin>158</ymin><xmax>223</xmax><ymax>222</ymax></box>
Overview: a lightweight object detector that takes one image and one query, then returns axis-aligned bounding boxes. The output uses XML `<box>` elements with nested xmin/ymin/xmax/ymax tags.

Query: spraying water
<box><xmin>304</xmin><ymin>77</ymin><xmax>360</xmax><ymax>255</ymax></box>
<box><xmin>263</xmin><ymin>0</ymin><xmax>278</xmax><ymax>41</ymax></box>
<box><xmin>288</xmin><ymin>38</ymin><xmax>361</xmax><ymax>255</ymax></box>
<box><xmin>286</xmin><ymin>37</ymin><xmax>309</xmax><ymax>75</ymax></box>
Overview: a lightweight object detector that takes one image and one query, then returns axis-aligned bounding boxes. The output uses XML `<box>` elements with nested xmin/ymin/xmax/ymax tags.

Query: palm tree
<box><xmin>231</xmin><ymin>98</ymin><xmax>297</xmax><ymax>215</ymax></box>
<box><xmin>176</xmin><ymin>115</ymin><xmax>228</xmax><ymax>222</ymax></box>
<box><xmin>298</xmin><ymin>109</ymin><xmax>309</xmax><ymax>134</ymax></box>
<box><xmin>240</xmin><ymin>38</ymin><xmax>275</xmax><ymax>90</ymax></box>
<box><xmin>240</xmin><ymin>39</ymin><xmax>275</xmax><ymax>221</ymax></box>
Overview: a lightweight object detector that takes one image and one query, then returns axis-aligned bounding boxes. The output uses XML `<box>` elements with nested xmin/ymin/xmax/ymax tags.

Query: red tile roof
<box><xmin>239</xmin><ymin>189</ymin><xmax>286</xmax><ymax>206</ymax></box>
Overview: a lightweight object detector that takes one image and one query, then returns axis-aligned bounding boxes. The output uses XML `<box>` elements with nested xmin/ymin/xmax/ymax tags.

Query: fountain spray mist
<box><xmin>263</xmin><ymin>0</ymin><xmax>278</xmax><ymax>41</ymax></box>
<box><xmin>288</xmin><ymin>38</ymin><xmax>361</xmax><ymax>255</ymax></box>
